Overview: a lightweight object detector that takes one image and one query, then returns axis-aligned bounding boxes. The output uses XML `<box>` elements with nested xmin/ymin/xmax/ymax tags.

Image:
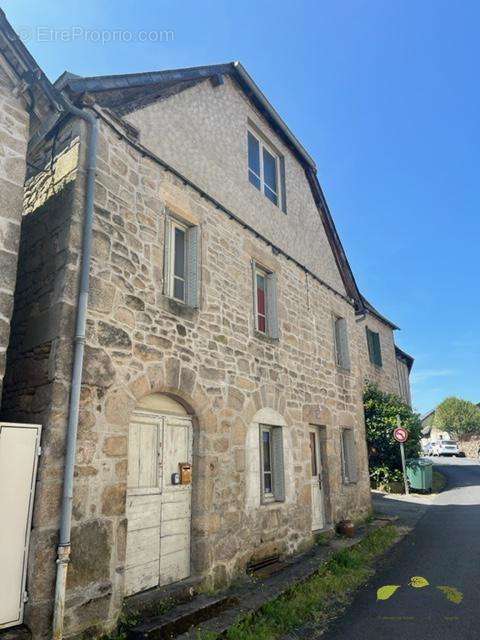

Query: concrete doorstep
<box><xmin>126</xmin><ymin>516</ymin><xmax>397</xmax><ymax>640</ymax></box>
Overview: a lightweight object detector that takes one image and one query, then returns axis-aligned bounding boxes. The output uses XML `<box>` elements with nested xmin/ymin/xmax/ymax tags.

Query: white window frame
<box><xmin>253</xmin><ymin>264</ymin><xmax>269</xmax><ymax>335</ymax></box>
<box><xmin>248</xmin><ymin>129</ymin><xmax>282</xmax><ymax>208</ymax></box>
<box><xmin>168</xmin><ymin>218</ymin><xmax>188</xmax><ymax>304</ymax></box>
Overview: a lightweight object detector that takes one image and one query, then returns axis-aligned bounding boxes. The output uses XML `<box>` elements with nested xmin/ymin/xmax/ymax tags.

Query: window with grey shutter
<box><xmin>341</xmin><ymin>428</ymin><xmax>357</xmax><ymax>483</ymax></box>
<box><xmin>260</xmin><ymin>425</ymin><xmax>285</xmax><ymax>502</ymax></box>
<box><xmin>163</xmin><ymin>215</ymin><xmax>201</xmax><ymax>309</ymax></box>
<box><xmin>334</xmin><ymin>317</ymin><xmax>350</xmax><ymax>370</ymax></box>
<box><xmin>185</xmin><ymin>225</ymin><xmax>200</xmax><ymax>308</ymax></box>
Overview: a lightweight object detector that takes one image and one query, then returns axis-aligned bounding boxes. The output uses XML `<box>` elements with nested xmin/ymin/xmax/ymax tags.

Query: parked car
<box><xmin>431</xmin><ymin>439</ymin><xmax>461</xmax><ymax>457</ymax></box>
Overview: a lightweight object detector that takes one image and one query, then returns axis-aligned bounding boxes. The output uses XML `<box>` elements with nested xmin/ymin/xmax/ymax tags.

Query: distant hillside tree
<box><xmin>364</xmin><ymin>383</ymin><xmax>422</xmax><ymax>486</ymax></box>
<box><xmin>434</xmin><ymin>397</ymin><xmax>480</xmax><ymax>436</ymax></box>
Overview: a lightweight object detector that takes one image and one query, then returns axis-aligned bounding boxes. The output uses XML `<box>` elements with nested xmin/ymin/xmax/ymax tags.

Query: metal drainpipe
<box><xmin>52</xmin><ymin>101</ymin><xmax>98</xmax><ymax>640</ymax></box>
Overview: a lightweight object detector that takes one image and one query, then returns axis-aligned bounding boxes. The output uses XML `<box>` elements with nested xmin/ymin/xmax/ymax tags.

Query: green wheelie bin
<box><xmin>406</xmin><ymin>458</ymin><xmax>433</xmax><ymax>493</ymax></box>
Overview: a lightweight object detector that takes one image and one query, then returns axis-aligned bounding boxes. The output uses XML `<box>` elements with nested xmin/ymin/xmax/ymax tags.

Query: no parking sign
<box><xmin>393</xmin><ymin>426</ymin><xmax>409</xmax><ymax>443</ymax></box>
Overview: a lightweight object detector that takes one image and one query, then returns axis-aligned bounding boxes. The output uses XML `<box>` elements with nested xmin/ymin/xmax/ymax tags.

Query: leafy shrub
<box><xmin>364</xmin><ymin>382</ymin><xmax>422</xmax><ymax>483</ymax></box>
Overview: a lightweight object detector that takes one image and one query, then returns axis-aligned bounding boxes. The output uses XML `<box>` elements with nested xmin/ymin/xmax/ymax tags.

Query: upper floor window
<box><xmin>248</xmin><ymin>130</ymin><xmax>283</xmax><ymax>208</ymax></box>
<box><xmin>164</xmin><ymin>215</ymin><xmax>201</xmax><ymax>308</ymax></box>
<box><xmin>333</xmin><ymin>316</ymin><xmax>351</xmax><ymax>370</ymax></box>
<box><xmin>252</xmin><ymin>262</ymin><xmax>279</xmax><ymax>339</ymax></box>
<box><xmin>260</xmin><ymin>424</ymin><xmax>285</xmax><ymax>502</ymax></box>
<box><xmin>366</xmin><ymin>327</ymin><xmax>382</xmax><ymax>367</ymax></box>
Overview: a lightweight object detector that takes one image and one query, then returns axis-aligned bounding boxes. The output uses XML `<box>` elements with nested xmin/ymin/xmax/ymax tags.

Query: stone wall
<box><xmin>457</xmin><ymin>436</ymin><xmax>480</xmax><ymax>459</ymax></box>
<box><xmin>0</xmin><ymin>61</ymin><xmax>29</xmax><ymax>394</ymax></box>
<box><xmin>5</xmin><ymin>110</ymin><xmax>372</xmax><ymax>638</ymax></box>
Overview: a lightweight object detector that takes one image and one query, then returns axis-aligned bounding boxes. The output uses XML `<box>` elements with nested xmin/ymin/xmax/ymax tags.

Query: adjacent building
<box><xmin>0</xmin><ymin>20</ymin><xmax>414</xmax><ymax>640</ymax></box>
<box><xmin>0</xmin><ymin>10</ymin><xmax>61</xmax><ymax>395</ymax></box>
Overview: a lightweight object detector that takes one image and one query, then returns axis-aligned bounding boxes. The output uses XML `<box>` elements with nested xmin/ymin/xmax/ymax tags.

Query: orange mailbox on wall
<box><xmin>179</xmin><ymin>462</ymin><xmax>192</xmax><ymax>485</ymax></box>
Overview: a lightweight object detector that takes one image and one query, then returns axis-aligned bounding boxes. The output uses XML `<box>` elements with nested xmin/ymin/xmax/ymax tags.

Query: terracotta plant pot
<box><xmin>336</xmin><ymin>519</ymin><xmax>355</xmax><ymax>538</ymax></box>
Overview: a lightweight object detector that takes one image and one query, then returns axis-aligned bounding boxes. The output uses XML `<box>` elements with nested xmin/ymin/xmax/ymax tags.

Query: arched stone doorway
<box><xmin>125</xmin><ymin>393</ymin><xmax>193</xmax><ymax>596</ymax></box>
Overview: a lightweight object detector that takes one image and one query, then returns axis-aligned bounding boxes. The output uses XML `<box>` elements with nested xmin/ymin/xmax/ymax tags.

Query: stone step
<box><xmin>124</xmin><ymin>576</ymin><xmax>203</xmax><ymax>619</ymax></box>
<box><xmin>127</xmin><ymin>594</ymin><xmax>239</xmax><ymax>639</ymax></box>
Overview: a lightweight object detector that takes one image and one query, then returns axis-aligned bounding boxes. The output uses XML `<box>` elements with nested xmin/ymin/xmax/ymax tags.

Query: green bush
<box><xmin>364</xmin><ymin>382</ymin><xmax>422</xmax><ymax>485</ymax></box>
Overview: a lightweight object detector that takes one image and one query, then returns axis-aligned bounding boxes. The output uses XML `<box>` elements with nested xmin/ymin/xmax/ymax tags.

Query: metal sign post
<box><xmin>394</xmin><ymin>415</ymin><xmax>410</xmax><ymax>495</ymax></box>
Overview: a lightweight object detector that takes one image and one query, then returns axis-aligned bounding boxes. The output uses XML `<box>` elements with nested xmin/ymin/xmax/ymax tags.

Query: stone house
<box><xmin>0</xmin><ymin>10</ymin><xmax>61</xmax><ymax>395</ymax></box>
<box><xmin>0</xmin><ymin>57</ymin><xmax>413</xmax><ymax>638</ymax></box>
<box><xmin>356</xmin><ymin>297</ymin><xmax>414</xmax><ymax>406</ymax></box>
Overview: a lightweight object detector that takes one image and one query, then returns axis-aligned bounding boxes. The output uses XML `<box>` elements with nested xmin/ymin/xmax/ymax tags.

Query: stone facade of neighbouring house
<box><xmin>0</xmin><ymin>13</ymin><xmax>61</xmax><ymax>398</ymax></box>
<box><xmin>357</xmin><ymin>309</ymin><xmax>413</xmax><ymax>406</ymax></box>
<box><xmin>0</xmin><ymin>57</ymin><xmax>30</xmax><ymax>394</ymax></box>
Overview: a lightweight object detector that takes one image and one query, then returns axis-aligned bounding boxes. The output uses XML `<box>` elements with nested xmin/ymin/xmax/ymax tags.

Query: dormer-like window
<box><xmin>248</xmin><ymin>130</ymin><xmax>284</xmax><ymax>209</ymax></box>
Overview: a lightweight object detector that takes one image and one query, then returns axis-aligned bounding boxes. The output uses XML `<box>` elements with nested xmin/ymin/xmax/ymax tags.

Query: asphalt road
<box><xmin>320</xmin><ymin>458</ymin><xmax>480</xmax><ymax>640</ymax></box>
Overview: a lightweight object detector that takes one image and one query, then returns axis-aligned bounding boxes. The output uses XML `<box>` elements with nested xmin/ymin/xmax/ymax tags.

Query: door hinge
<box><xmin>23</xmin><ymin>590</ymin><xmax>29</xmax><ymax>603</ymax></box>
<box><xmin>37</xmin><ymin>445</ymin><xmax>42</xmax><ymax>456</ymax></box>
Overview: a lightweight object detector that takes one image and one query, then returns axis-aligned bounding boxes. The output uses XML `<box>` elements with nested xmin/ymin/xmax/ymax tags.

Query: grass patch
<box><xmin>432</xmin><ymin>470</ymin><xmax>447</xmax><ymax>493</ymax></box>
<box><xmin>196</xmin><ymin>525</ymin><xmax>398</xmax><ymax>640</ymax></box>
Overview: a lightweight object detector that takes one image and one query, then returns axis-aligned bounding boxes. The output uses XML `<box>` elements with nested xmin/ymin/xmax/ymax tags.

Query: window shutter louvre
<box><xmin>186</xmin><ymin>225</ymin><xmax>200</xmax><ymax>308</ymax></box>
<box><xmin>163</xmin><ymin>216</ymin><xmax>172</xmax><ymax>296</ymax></box>
<box><xmin>272</xmin><ymin>427</ymin><xmax>285</xmax><ymax>501</ymax></box>
<box><xmin>266</xmin><ymin>272</ymin><xmax>279</xmax><ymax>339</ymax></box>
<box><xmin>337</xmin><ymin>318</ymin><xmax>350</xmax><ymax>370</ymax></box>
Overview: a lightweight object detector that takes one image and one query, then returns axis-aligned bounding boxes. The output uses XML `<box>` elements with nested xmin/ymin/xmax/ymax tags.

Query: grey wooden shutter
<box><xmin>336</xmin><ymin>318</ymin><xmax>350</xmax><ymax>370</ymax></box>
<box><xmin>186</xmin><ymin>225</ymin><xmax>200</xmax><ymax>308</ymax></box>
<box><xmin>345</xmin><ymin>429</ymin><xmax>357</xmax><ymax>482</ymax></box>
<box><xmin>266</xmin><ymin>272</ymin><xmax>279</xmax><ymax>339</ymax></box>
<box><xmin>272</xmin><ymin>427</ymin><xmax>285</xmax><ymax>501</ymax></box>
<box><xmin>251</xmin><ymin>260</ymin><xmax>257</xmax><ymax>330</ymax></box>
<box><xmin>279</xmin><ymin>157</ymin><xmax>287</xmax><ymax>214</ymax></box>
<box><xmin>163</xmin><ymin>216</ymin><xmax>172</xmax><ymax>296</ymax></box>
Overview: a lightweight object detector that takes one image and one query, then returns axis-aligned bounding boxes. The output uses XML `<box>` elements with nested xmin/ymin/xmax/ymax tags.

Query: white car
<box><xmin>431</xmin><ymin>439</ymin><xmax>460</xmax><ymax>457</ymax></box>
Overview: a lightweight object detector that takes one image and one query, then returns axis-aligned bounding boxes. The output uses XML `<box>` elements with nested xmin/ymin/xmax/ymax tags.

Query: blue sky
<box><xmin>4</xmin><ymin>0</ymin><xmax>479</xmax><ymax>414</ymax></box>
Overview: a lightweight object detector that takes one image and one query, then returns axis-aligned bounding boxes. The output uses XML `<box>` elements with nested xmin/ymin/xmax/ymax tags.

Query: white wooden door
<box><xmin>125</xmin><ymin>411</ymin><xmax>192</xmax><ymax>596</ymax></box>
<box><xmin>309</xmin><ymin>427</ymin><xmax>325</xmax><ymax>531</ymax></box>
<box><xmin>159</xmin><ymin>416</ymin><xmax>192</xmax><ymax>586</ymax></box>
<box><xmin>0</xmin><ymin>422</ymin><xmax>41</xmax><ymax>629</ymax></box>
